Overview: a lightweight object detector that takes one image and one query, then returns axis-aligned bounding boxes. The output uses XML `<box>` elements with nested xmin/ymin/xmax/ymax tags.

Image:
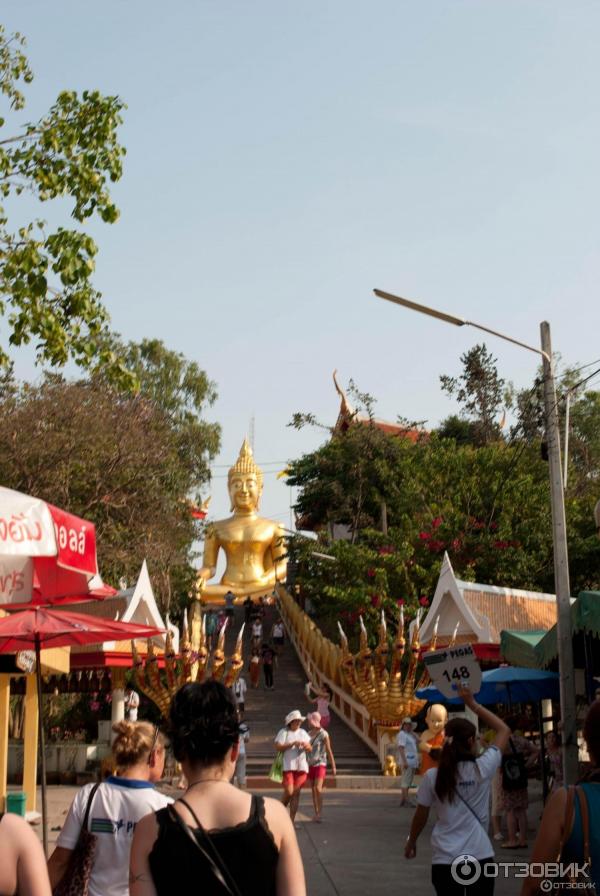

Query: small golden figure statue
<box><xmin>384</xmin><ymin>754</ymin><xmax>398</xmax><ymax>776</ymax></box>
<box><xmin>196</xmin><ymin>439</ymin><xmax>287</xmax><ymax>602</ymax></box>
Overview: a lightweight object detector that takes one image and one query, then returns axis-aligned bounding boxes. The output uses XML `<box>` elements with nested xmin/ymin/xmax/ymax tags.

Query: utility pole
<box><xmin>373</xmin><ymin>290</ymin><xmax>581</xmax><ymax>784</ymax></box>
<box><xmin>540</xmin><ymin>322</ymin><xmax>579</xmax><ymax>784</ymax></box>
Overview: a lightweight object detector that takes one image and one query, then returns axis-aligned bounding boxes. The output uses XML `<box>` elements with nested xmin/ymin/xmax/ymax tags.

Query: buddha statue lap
<box><xmin>196</xmin><ymin>439</ymin><xmax>287</xmax><ymax>603</ymax></box>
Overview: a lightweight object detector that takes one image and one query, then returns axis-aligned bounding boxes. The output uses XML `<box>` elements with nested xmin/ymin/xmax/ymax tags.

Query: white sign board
<box><xmin>423</xmin><ymin>643</ymin><xmax>482</xmax><ymax>700</ymax></box>
<box><xmin>16</xmin><ymin>650</ymin><xmax>36</xmax><ymax>674</ymax></box>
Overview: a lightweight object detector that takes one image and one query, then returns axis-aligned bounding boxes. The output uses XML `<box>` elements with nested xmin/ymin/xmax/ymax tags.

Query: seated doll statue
<box><xmin>419</xmin><ymin>703</ymin><xmax>448</xmax><ymax>773</ymax></box>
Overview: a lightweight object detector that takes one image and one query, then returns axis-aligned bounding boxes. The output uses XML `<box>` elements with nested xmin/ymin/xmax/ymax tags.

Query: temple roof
<box><xmin>413</xmin><ymin>552</ymin><xmax>562</xmax><ymax>651</ymax></box>
<box><xmin>65</xmin><ymin>560</ymin><xmax>175</xmax><ymax>664</ymax></box>
<box><xmin>333</xmin><ymin>370</ymin><xmax>425</xmax><ymax>442</ymax></box>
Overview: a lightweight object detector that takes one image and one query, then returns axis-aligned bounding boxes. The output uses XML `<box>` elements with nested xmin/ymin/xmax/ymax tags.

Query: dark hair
<box><xmin>168</xmin><ymin>681</ymin><xmax>240</xmax><ymax>765</ymax></box>
<box><xmin>434</xmin><ymin>717</ymin><xmax>477</xmax><ymax>803</ymax></box>
<box><xmin>583</xmin><ymin>701</ymin><xmax>600</xmax><ymax>767</ymax></box>
<box><xmin>324</xmin><ymin>685</ymin><xmax>333</xmax><ymax>699</ymax></box>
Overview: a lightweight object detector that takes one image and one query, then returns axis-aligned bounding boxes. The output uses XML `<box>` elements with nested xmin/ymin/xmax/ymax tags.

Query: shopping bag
<box><xmin>268</xmin><ymin>751</ymin><xmax>284</xmax><ymax>783</ymax></box>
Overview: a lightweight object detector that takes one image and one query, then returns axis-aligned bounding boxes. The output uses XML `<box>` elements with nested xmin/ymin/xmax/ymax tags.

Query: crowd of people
<box><xmin>5</xmin><ymin>593</ymin><xmax>600</xmax><ymax>896</ymax></box>
<box><xmin>403</xmin><ymin>684</ymin><xmax>600</xmax><ymax>896</ymax></box>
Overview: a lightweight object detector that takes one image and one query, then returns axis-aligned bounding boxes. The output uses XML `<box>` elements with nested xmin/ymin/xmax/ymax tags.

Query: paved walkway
<box><xmin>37</xmin><ymin>783</ymin><xmax>540</xmax><ymax>895</ymax></box>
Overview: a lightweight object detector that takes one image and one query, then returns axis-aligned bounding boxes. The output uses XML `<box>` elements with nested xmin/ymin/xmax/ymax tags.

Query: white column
<box><xmin>110</xmin><ymin>667</ymin><xmax>126</xmax><ymax>742</ymax></box>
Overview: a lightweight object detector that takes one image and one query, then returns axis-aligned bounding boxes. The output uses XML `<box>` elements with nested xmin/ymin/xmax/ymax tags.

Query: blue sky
<box><xmin>2</xmin><ymin>1</ymin><xmax>600</xmax><ymax>535</ymax></box>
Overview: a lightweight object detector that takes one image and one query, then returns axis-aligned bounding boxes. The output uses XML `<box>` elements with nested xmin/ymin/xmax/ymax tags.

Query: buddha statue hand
<box><xmin>193</xmin><ymin>575</ymin><xmax>207</xmax><ymax>600</ymax></box>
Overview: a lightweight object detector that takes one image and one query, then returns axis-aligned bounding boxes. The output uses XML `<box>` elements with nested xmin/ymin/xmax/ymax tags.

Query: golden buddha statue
<box><xmin>196</xmin><ymin>439</ymin><xmax>287</xmax><ymax>602</ymax></box>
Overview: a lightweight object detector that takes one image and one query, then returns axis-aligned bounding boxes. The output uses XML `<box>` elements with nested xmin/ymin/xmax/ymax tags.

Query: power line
<box><xmin>556</xmin><ymin>358</ymin><xmax>600</xmax><ymax>381</ymax></box>
<box><xmin>567</xmin><ymin>365</ymin><xmax>600</xmax><ymax>393</ymax></box>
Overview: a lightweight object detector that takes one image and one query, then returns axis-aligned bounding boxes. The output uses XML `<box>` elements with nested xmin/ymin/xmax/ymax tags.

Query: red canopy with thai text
<box><xmin>0</xmin><ymin>486</ymin><xmax>100</xmax><ymax>605</ymax></box>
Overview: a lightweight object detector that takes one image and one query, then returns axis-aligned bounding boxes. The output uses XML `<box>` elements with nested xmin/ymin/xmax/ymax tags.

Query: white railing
<box><xmin>276</xmin><ymin>587</ymin><xmax>394</xmax><ymax>767</ymax></box>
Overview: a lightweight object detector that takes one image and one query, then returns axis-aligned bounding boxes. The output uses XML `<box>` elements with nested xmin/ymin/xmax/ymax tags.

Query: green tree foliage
<box><xmin>287</xmin><ymin>370</ymin><xmax>600</xmax><ymax>637</ymax></box>
<box><xmin>0</xmin><ymin>26</ymin><xmax>131</xmax><ymax>384</ymax></box>
<box><xmin>117</xmin><ymin>338</ymin><xmax>220</xmax><ymax>487</ymax></box>
<box><xmin>440</xmin><ymin>343</ymin><xmax>507</xmax><ymax>445</ymax></box>
<box><xmin>0</xmin><ymin>343</ymin><xmax>220</xmax><ymax>614</ymax></box>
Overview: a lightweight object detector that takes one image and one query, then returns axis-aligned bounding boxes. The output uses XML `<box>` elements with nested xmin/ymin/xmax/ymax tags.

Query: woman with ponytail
<box><xmin>48</xmin><ymin>720</ymin><xmax>170</xmax><ymax>896</ymax></box>
<box><xmin>405</xmin><ymin>684</ymin><xmax>510</xmax><ymax>895</ymax></box>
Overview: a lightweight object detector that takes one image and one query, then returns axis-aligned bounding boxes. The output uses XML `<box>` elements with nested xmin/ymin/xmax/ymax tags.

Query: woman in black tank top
<box><xmin>149</xmin><ymin>793</ymin><xmax>278</xmax><ymax>895</ymax></box>
<box><xmin>130</xmin><ymin>681</ymin><xmax>305</xmax><ymax>896</ymax></box>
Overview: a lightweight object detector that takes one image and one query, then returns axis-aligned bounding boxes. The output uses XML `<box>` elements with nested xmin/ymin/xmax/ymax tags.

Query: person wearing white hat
<box><xmin>274</xmin><ymin>711</ymin><xmax>312</xmax><ymax>822</ymax></box>
<box><xmin>396</xmin><ymin>717</ymin><xmax>420</xmax><ymax>807</ymax></box>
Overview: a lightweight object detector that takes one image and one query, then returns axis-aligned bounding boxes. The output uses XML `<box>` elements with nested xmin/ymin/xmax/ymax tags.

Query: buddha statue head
<box><xmin>228</xmin><ymin>439</ymin><xmax>264</xmax><ymax>513</ymax></box>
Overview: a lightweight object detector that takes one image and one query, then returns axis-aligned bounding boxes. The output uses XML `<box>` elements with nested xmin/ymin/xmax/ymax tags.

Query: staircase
<box><xmin>219</xmin><ymin>605</ymin><xmax>381</xmax><ymax>779</ymax></box>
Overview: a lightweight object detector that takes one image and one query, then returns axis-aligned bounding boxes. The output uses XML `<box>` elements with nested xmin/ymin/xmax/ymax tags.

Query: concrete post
<box><xmin>540</xmin><ymin>322</ymin><xmax>578</xmax><ymax>785</ymax></box>
<box><xmin>22</xmin><ymin>674</ymin><xmax>38</xmax><ymax>813</ymax></box>
<box><xmin>0</xmin><ymin>675</ymin><xmax>10</xmax><ymax>811</ymax></box>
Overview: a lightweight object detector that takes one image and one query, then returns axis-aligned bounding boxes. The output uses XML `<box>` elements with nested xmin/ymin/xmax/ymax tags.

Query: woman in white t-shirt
<box><xmin>274</xmin><ymin>710</ymin><xmax>312</xmax><ymax>822</ymax></box>
<box><xmin>405</xmin><ymin>684</ymin><xmax>510</xmax><ymax>896</ymax></box>
<box><xmin>48</xmin><ymin>720</ymin><xmax>171</xmax><ymax>896</ymax></box>
<box><xmin>251</xmin><ymin>619</ymin><xmax>263</xmax><ymax>648</ymax></box>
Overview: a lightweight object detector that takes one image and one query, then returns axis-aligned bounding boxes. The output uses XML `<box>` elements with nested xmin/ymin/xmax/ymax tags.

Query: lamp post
<box><xmin>374</xmin><ymin>288</ymin><xmax>579</xmax><ymax>784</ymax></box>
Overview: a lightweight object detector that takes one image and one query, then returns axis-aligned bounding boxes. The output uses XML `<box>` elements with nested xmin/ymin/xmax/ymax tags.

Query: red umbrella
<box><xmin>4</xmin><ymin>575</ymin><xmax>118</xmax><ymax>609</ymax></box>
<box><xmin>0</xmin><ymin>608</ymin><xmax>164</xmax><ymax>853</ymax></box>
<box><xmin>0</xmin><ymin>485</ymin><xmax>101</xmax><ymax>606</ymax></box>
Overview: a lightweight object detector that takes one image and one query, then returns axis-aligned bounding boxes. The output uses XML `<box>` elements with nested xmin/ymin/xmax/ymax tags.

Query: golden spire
<box><xmin>228</xmin><ymin>438</ymin><xmax>264</xmax><ymax>491</ymax></box>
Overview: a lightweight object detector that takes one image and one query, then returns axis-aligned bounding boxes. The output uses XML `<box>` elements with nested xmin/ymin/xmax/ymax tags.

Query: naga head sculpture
<box><xmin>131</xmin><ymin>605</ymin><xmax>244</xmax><ymax>719</ymax></box>
<box><xmin>337</xmin><ymin>608</ymin><xmax>428</xmax><ymax>732</ymax></box>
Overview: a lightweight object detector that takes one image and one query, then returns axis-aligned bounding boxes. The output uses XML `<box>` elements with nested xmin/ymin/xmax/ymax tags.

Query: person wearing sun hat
<box><xmin>307</xmin><ymin>712</ymin><xmax>337</xmax><ymax>823</ymax></box>
<box><xmin>396</xmin><ymin>716</ymin><xmax>420</xmax><ymax>807</ymax></box>
<box><xmin>274</xmin><ymin>710</ymin><xmax>312</xmax><ymax>822</ymax></box>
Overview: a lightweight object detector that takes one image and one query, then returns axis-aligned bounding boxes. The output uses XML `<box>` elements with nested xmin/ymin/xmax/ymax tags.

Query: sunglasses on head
<box><xmin>148</xmin><ymin>725</ymin><xmax>160</xmax><ymax>761</ymax></box>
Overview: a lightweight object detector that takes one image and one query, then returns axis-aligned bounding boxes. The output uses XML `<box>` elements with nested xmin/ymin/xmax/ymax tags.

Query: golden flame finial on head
<box><xmin>228</xmin><ymin>438</ymin><xmax>264</xmax><ymax>491</ymax></box>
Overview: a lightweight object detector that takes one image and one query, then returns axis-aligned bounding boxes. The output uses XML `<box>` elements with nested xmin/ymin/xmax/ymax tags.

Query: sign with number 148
<box><xmin>422</xmin><ymin>643</ymin><xmax>482</xmax><ymax>700</ymax></box>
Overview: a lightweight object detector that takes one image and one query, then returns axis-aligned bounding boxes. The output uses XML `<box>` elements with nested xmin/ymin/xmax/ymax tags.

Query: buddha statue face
<box><xmin>229</xmin><ymin>473</ymin><xmax>260</xmax><ymax>513</ymax></box>
<box><xmin>426</xmin><ymin>703</ymin><xmax>448</xmax><ymax>735</ymax></box>
<box><xmin>227</xmin><ymin>439</ymin><xmax>263</xmax><ymax>513</ymax></box>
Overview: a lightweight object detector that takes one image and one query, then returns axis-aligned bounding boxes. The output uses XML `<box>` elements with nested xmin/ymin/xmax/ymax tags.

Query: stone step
<box><xmin>205</xmin><ymin>603</ymin><xmax>381</xmax><ymax>775</ymax></box>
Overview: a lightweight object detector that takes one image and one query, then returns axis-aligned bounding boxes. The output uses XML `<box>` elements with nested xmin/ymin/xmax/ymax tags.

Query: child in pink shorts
<box><xmin>307</xmin><ymin>712</ymin><xmax>337</xmax><ymax>822</ymax></box>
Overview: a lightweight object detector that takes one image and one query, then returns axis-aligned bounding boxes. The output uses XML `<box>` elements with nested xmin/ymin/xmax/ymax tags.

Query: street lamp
<box><xmin>374</xmin><ymin>288</ymin><xmax>579</xmax><ymax>784</ymax></box>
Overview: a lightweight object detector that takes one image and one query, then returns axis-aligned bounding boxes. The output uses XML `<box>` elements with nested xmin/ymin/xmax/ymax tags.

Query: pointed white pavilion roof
<box><xmin>410</xmin><ymin>552</ymin><xmax>560</xmax><ymax>647</ymax></box>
